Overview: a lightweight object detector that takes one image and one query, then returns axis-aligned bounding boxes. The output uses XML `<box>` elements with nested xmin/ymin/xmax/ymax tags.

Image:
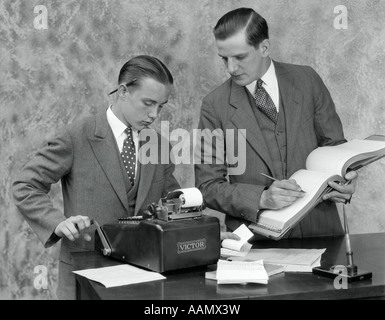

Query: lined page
<box><xmin>255</xmin><ymin>169</ymin><xmax>342</xmax><ymax>229</ymax></box>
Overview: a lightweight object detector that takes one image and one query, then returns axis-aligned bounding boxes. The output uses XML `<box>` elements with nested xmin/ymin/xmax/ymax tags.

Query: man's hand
<box><xmin>260</xmin><ymin>179</ymin><xmax>306</xmax><ymax>210</ymax></box>
<box><xmin>54</xmin><ymin>215</ymin><xmax>92</xmax><ymax>242</ymax></box>
<box><xmin>220</xmin><ymin>232</ymin><xmax>241</xmax><ymax>241</ymax></box>
<box><xmin>323</xmin><ymin>170</ymin><xmax>358</xmax><ymax>203</ymax></box>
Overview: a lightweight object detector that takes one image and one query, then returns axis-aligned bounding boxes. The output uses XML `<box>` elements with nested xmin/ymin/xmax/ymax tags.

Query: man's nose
<box><xmin>148</xmin><ymin>106</ymin><xmax>160</xmax><ymax>119</ymax></box>
<box><xmin>227</xmin><ymin>58</ymin><xmax>238</xmax><ymax>74</ymax></box>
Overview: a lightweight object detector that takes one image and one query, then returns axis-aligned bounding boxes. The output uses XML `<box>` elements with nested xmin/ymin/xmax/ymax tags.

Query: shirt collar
<box><xmin>106</xmin><ymin>105</ymin><xmax>131</xmax><ymax>139</ymax></box>
<box><xmin>246</xmin><ymin>59</ymin><xmax>277</xmax><ymax>93</ymax></box>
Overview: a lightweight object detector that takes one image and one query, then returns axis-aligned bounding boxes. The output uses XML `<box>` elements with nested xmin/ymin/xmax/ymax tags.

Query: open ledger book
<box><xmin>249</xmin><ymin>135</ymin><xmax>385</xmax><ymax>240</ymax></box>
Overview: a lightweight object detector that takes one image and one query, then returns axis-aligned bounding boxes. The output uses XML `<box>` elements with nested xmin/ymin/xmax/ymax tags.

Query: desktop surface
<box><xmin>72</xmin><ymin>232</ymin><xmax>385</xmax><ymax>300</ymax></box>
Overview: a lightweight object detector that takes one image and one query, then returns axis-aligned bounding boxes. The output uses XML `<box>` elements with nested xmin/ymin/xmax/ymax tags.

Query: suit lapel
<box><xmin>88</xmin><ymin>111</ymin><xmax>129</xmax><ymax>212</ymax></box>
<box><xmin>134</xmin><ymin>131</ymin><xmax>157</xmax><ymax>214</ymax></box>
<box><xmin>274</xmin><ymin>62</ymin><xmax>303</xmax><ymax>170</ymax></box>
<box><xmin>229</xmin><ymin>81</ymin><xmax>275</xmax><ymax>173</ymax></box>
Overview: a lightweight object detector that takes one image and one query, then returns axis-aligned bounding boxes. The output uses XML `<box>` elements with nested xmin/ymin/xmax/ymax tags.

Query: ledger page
<box><xmin>306</xmin><ymin>139</ymin><xmax>385</xmax><ymax>175</ymax></box>
<box><xmin>254</xmin><ymin>170</ymin><xmax>343</xmax><ymax>229</ymax></box>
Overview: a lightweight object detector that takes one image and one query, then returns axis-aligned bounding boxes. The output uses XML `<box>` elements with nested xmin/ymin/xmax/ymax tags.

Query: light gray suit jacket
<box><xmin>13</xmin><ymin>109</ymin><xmax>180</xmax><ymax>294</ymax></box>
<box><xmin>195</xmin><ymin>61</ymin><xmax>346</xmax><ymax>238</ymax></box>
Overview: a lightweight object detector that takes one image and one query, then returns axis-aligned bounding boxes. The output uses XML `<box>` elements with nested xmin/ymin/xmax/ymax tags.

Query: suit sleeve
<box><xmin>194</xmin><ymin>96</ymin><xmax>263</xmax><ymax>223</ymax></box>
<box><xmin>12</xmin><ymin>128</ymin><xmax>74</xmax><ymax>248</ymax></box>
<box><xmin>306</xmin><ymin>66</ymin><xmax>346</xmax><ymax>146</ymax></box>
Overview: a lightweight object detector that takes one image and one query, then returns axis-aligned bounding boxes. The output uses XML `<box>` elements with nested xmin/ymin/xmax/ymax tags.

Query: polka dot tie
<box><xmin>254</xmin><ymin>79</ymin><xmax>278</xmax><ymax>123</ymax></box>
<box><xmin>121</xmin><ymin>127</ymin><xmax>136</xmax><ymax>186</ymax></box>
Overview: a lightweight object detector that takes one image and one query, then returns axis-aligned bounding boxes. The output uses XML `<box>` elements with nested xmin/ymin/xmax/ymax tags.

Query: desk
<box><xmin>72</xmin><ymin>232</ymin><xmax>385</xmax><ymax>300</ymax></box>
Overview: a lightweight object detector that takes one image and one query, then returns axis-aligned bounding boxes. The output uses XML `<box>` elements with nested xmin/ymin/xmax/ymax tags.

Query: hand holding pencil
<box><xmin>259</xmin><ymin>173</ymin><xmax>306</xmax><ymax>210</ymax></box>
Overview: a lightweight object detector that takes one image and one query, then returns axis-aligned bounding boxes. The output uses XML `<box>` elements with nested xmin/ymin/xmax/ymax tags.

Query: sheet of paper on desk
<box><xmin>72</xmin><ymin>264</ymin><xmax>166</xmax><ymax>288</ymax></box>
<box><xmin>231</xmin><ymin>248</ymin><xmax>326</xmax><ymax>272</ymax></box>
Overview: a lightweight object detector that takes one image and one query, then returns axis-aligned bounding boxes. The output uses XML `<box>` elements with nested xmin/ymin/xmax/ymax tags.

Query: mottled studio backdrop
<box><xmin>1</xmin><ymin>0</ymin><xmax>384</xmax><ymax>299</ymax></box>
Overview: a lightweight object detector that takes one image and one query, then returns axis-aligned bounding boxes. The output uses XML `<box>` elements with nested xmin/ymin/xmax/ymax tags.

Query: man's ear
<box><xmin>259</xmin><ymin>39</ymin><xmax>270</xmax><ymax>57</ymax></box>
<box><xmin>117</xmin><ymin>84</ymin><xmax>127</xmax><ymax>98</ymax></box>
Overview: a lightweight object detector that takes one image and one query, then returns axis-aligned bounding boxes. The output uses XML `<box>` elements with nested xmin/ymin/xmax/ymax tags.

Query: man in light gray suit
<box><xmin>13</xmin><ymin>55</ymin><xmax>181</xmax><ymax>299</ymax></box>
<box><xmin>195</xmin><ymin>8</ymin><xmax>358</xmax><ymax>238</ymax></box>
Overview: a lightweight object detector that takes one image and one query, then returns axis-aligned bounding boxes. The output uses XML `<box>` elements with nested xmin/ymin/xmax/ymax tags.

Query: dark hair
<box><xmin>213</xmin><ymin>8</ymin><xmax>269</xmax><ymax>48</ymax></box>
<box><xmin>118</xmin><ymin>55</ymin><xmax>173</xmax><ymax>88</ymax></box>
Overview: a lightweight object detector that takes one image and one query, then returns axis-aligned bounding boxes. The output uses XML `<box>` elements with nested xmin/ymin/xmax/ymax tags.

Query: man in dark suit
<box><xmin>12</xmin><ymin>55</ymin><xmax>181</xmax><ymax>299</ymax></box>
<box><xmin>195</xmin><ymin>8</ymin><xmax>358</xmax><ymax>238</ymax></box>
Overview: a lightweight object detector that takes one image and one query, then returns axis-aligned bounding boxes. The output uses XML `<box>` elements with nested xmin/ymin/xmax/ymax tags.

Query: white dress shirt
<box><xmin>246</xmin><ymin>59</ymin><xmax>280</xmax><ymax>112</ymax></box>
<box><xmin>106</xmin><ymin>106</ymin><xmax>139</xmax><ymax>177</ymax></box>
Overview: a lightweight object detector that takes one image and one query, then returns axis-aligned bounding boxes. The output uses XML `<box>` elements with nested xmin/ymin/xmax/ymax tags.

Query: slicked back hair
<box><xmin>214</xmin><ymin>7</ymin><xmax>269</xmax><ymax>48</ymax></box>
<box><xmin>118</xmin><ymin>55</ymin><xmax>173</xmax><ymax>89</ymax></box>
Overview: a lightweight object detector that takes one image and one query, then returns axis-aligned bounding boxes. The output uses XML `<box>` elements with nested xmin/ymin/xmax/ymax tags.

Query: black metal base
<box><xmin>312</xmin><ymin>265</ymin><xmax>372</xmax><ymax>283</ymax></box>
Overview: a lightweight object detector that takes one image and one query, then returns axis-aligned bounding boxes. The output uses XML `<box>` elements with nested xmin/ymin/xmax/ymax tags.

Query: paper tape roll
<box><xmin>176</xmin><ymin>187</ymin><xmax>203</xmax><ymax>207</ymax></box>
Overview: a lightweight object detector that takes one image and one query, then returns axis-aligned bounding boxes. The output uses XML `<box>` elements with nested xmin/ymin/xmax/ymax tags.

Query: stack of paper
<box><xmin>206</xmin><ymin>260</ymin><xmax>284</xmax><ymax>282</ymax></box>
<box><xmin>221</xmin><ymin>224</ymin><xmax>254</xmax><ymax>257</ymax></box>
<box><xmin>231</xmin><ymin>248</ymin><xmax>326</xmax><ymax>272</ymax></box>
<box><xmin>73</xmin><ymin>264</ymin><xmax>166</xmax><ymax>288</ymax></box>
<box><xmin>263</xmin><ymin>262</ymin><xmax>285</xmax><ymax>276</ymax></box>
<box><xmin>206</xmin><ymin>259</ymin><xmax>269</xmax><ymax>285</ymax></box>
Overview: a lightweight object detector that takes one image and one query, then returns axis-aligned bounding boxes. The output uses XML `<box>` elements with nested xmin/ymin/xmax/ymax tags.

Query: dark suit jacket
<box><xmin>195</xmin><ymin>61</ymin><xmax>346</xmax><ymax>238</ymax></box>
<box><xmin>13</xmin><ymin>109</ymin><xmax>180</xmax><ymax>298</ymax></box>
